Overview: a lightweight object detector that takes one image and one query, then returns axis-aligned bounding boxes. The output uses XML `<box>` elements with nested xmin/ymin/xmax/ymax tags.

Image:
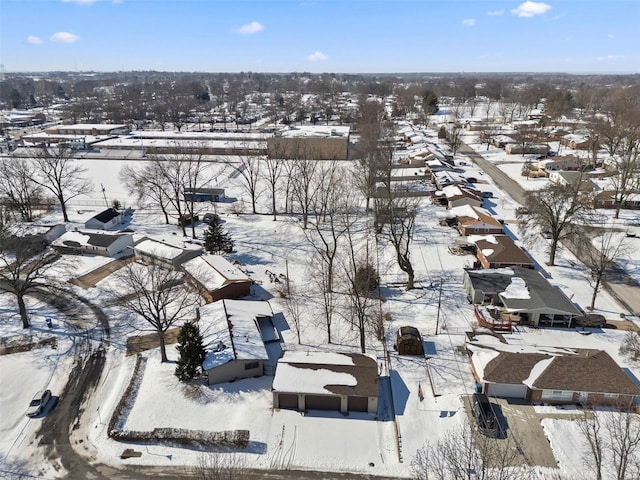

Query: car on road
<box><xmin>26</xmin><ymin>389</ymin><xmax>51</xmax><ymax>417</ymax></box>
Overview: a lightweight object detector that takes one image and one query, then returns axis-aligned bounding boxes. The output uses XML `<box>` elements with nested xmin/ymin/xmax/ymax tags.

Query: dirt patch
<box><xmin>607</xmin><ymin>319</ymin><xmax>640</xmax><ymax>332</ymax></box>
<box><xmin>126</xmin><ymin>328</ymin><xmax>181</xmax><ymax>356</ymax></box>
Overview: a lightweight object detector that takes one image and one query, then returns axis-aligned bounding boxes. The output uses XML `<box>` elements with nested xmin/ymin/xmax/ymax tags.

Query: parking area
<box><xmin>462</xmin><ymin>395</ymin><xmax>558</xmax><ymax>469</ymax></box>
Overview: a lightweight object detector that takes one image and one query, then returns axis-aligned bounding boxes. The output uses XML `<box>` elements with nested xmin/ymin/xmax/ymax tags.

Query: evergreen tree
<box><xmin>203</xmin><ymin>215</ymin><xmax>233</xmax><ymax>254</ymax></box>
<box><xmin>175</xmin><ymin>321</ymin><xmax>207</xmax><ymax>382</ymax></box>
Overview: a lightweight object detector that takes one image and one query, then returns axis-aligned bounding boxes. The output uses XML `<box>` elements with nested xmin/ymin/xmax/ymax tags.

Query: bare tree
<box><xmin>607</xmin><ymin>136</ymin><xmax>640</xmax><ymax>219</ymax></box>
<box><xmin>0</xmin><ymin>227</ymin><xmax>59</xmax><ymax>328</ymax></box>
<box><xmin>607</xmin><ymin>407</ymin><xmax>640</xmax><ymax>480</ymax></box>
<box><xmin>411</xmin><ymin>422</ymin><xmax>532</xmax><ymax>480</ymax></box>
<box><xmin>574</xmin><ymin>224</ymin><xmax>630</xmax><ymax>310</ymax></box>
<box><xmin>112</xmin><ymin>262</ymin><xmax>199</xmax><ymax>363</ymax></box>
<box><xmin>340</xmin><ymin>211</ymin><xmax>377</xmax><ymax>354</ymax></box>
<box><xmin>30</xmin><ymin>144</ymin><xmax>93</xmax><ymax>222</ymax></box>
<box><xmin>519</xmin><ymin>180</ymin><xmax>595</xmax><ymax>266</ymax></box>
<box><xmin>0</xmin><ymin>157</ymin><xmax>44</xmax><ymax>222</ymax></box>
<box><xmin>577</xmin><ymin>409</ymin><xmax>605</xmax><ymax>480</ymax></box>
<box><xmin>262</xmin><ymin>157</ymin><xmax>282</xmax><ymax>221</ymax></box>
<box><xmin>193</xmin><ymin>451</ymin><xmax>249</xmax><ymax>480</ymax></box>
<box><xmin>381</xmin><ymin>196</ymin><xmax>419</xmax><ymax>290</ymax></box>
<box><xmin>224</xmin><ymin>153</ymin><xmax>261</xmax><ymax>214</ymax></box>
<box><xmin>120</xmin><ymin>162</ymin><xmax>173</xmax><ymax>224</ymax></box>
<box><xmin>283</xmin><ymin>287</ymin><xmax>304</xmax><ymax>344</ymax></box>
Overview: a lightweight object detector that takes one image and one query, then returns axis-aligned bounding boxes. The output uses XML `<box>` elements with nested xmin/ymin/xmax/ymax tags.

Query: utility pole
<box><xmin>101</xmin><ymin>184</ymin><xmax>109</xmax><ymax>208</ymax></box>
<box><xmin>435</xmin><ymin>279</ymin><xmax>443</xmax><ymax>335</ymax></box>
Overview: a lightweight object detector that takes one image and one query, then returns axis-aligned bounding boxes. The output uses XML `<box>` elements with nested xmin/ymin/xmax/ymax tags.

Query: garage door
<box><xmin>487</xmin><ymin>383</ymin><xmax>528</xmax><ymax>399</ymax></box>
<box><xmin>348</xmin><ymin>396</ymin><xmax>368</xmax><ymax>412</ymax></box>
<box><xmin>305</xmin><ymin>395</ymin><xmax>341</xmax><ymax>411</ymax></box>
<box><xmin>278</xmin><ymin>394</ymin><xmax>298</xmax><ymax>410</ymax></box>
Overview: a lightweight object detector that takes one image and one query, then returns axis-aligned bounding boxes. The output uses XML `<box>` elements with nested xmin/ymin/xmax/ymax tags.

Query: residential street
<box><xmin>459</xmin><ymin>142</ymin><xmax>640</xmax><ymax>317</ymax></box>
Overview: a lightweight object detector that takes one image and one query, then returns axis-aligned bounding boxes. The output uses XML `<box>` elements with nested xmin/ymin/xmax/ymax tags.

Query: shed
<box><xmin>84</xmin><ymin>208</ymin><xmax>123</xmax><ymax>231</ymax></box>
<box><xmin>396</xmin><ymin>326</ymin><xmax>424</xmax><ymax>355</ymax></box>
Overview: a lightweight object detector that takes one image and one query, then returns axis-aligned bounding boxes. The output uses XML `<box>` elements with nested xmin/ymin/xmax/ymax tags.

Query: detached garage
<box><xmin>272</xmin><ymin>351</ymin><xmax>379</xmax><ymax>415</ymax></box>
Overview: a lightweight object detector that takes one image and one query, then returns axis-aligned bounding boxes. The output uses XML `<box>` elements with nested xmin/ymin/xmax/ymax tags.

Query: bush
<box><xmin>620</xmin><ymin>332</ymin><xmax>640</xmax><ymax>361</ymax></box>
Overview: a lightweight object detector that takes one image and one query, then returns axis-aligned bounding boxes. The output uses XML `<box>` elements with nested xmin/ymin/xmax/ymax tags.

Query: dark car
<box><xmin>26</xmin><ymin>389</ymin><xmax>51</xmax><ymax>417</ymax></box>
<box><xmin>471</xmin><ymin>393</ymin><xmax>498</xmax><ymax>436</ymax></box>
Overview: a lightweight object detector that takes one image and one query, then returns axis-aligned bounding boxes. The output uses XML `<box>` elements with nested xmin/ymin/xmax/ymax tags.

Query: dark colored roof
<box><xmin>87</xmin><ymin>233</ymin><xmax>126</xmax><ymax>247</ymax></box>
<box><xmin>532</xmin><ymin>350</ymin><xmax>640</xmax><ymax>396</ymax></box>
<box><xmin>484</xmin><ymin>352</ymin><xmax>551</xmax><ymax>384</ymax></box>
<box><xmin>91</xmin><ymin>208</ymin><xmax>120</xmax><ymax>224</ymax></box>
<box><xmin>398</xmin><ymin>326</ymin><xmax>421</xmax><ymax>338</ymax></box>
<box><xmin>473</xmin><ymin>235</ymin><xmax>534</xmax><ymax>266</ymax></box>
<box><xmin>465</xmin><ymin>268</ymin><xmax>515</xmax><ymax>295</ymax></box>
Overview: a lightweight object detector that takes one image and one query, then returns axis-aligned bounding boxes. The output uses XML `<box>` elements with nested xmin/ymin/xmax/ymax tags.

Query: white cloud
<box><xmin>487</xmin><ymin>9</ymin><xmax>505</xmax><ymax>16</ymax></box>
<box><xmin>50</xmin><ymin>32</ymin><xmax>80</xmax><ymax>43</ymax></box>
<box><xmin>461</xmin><ymin>18</ymin><xmax>476</xmax><ymax>27</ymax></box>
<box><xmin>307</xmin><ymin>51</ymin><xmax>327</xmax><ymax>62</ymax></box>
<box><xmin>596</xmin><ymin>55</ymin><xmax>624</xmax><ymax>61</ymax></box>
<box><xmin>27</xmin><ymin>35</ymin><xmax>42</xmax><ymax>45</ymax></box>
<box><xmin>234</xmin><ymin>21</ymin><xmax>264</xmax><ymax>35</ymax></box>
<box><xmin>511</xmin><ymin>2</ymin><xmax>552</xmax><ymax>17</ymax></box>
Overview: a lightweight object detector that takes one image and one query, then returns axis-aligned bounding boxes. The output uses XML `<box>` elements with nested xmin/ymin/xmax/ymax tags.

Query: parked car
<box><xmin>471</xmin><ymin>392</ymin><xmax>498</xmax><ymax>436</ymax></box>
<box><xmin>26</xmin><ymin>389</ymin><xmax>51</xmax><ymax>417</ymax></box>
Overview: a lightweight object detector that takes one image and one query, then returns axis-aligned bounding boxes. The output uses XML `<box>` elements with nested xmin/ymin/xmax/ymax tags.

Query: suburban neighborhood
<box><xmin>1</xmin><ymin>2</ymin><xmax>640</xmax><ymax>478</ymax></box>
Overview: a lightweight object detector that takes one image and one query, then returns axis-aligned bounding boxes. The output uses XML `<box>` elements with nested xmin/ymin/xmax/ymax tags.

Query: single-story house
<box><xmin>199</xmin><ymin>299</ymin><xmax>276</xmax><ymax>386</ymax></box>
<box><xmin>549</xmin><ymin>171</ymin><xmax>598</xmax><ymax>191</ymax></box>
<box><xmin>431</xmin><ymin>170</ymin><xmax>468</xmax><ymax>190</ymax></box>
<box><xmin>468</xmin><ymin>235</ymin><xmax>535</xmax><ymax>270</ymax></box>
<box><xmin>504</xmin><ymin>143</ymin><xmax>550</xmax><ymax>155</ymax></box>
<box><xmin>434</xmin><ymin>185</ymin><xmax>483</xmax><ymax>209</ymax></box>
<box><xmin>51</xmin><ymin>230</ymin><xmax>134</xmax><ymax>257</ymax></box>
<box><xmin>132</xmin><ymin>237</ymin><xmax>203</xmax><ymax>269</ymax></box>
<box><xmin>182</xmin><ymin>254</ymin><xmax>252</xmax><ymax>303</ymax></box>
<box><xmin>593</xmin><ymin>190</ymin><xmax>640</xmax><ymax>210</ymax></box>
<box><xmin>183</xmin><ymin>187</ymin><xmax>226</xmax><ymax>203</ymax></box>
<box><xmin>537</xmin><ymin>155</ymin><xmax>582</xmax><ymax>172</ymax></box>
<box><xmin>463</xmin><ymin>266</ymin><xmax>582</xmax><ymax>327</ymax></box>
<box><xmin>467</xmin><ymin>337</ymin><xmax>640</xmax><ymax>407</ymax></box>
<box><xmin>450</xmin><ymin>205</ymin><xmax>503</xmax><ymax>236</ymax></box>
<box><xmin>560</xmin><ymin>134</ymin><xmax>591</xmax><ymax>150</ymax></box>
<box><xmin>272</xmin><ymin>351</ymin><xmax>379</xmax><ymax>414</ymax></box>
<box><xmin>84</xmin><ymin>208</ymin><xmax>123</xmax><ymax>231</ymax></box>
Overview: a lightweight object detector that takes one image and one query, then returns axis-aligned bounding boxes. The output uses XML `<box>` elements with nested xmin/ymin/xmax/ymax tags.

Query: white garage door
<box><xmin>487</xmin><ymin>383</ymin><xmax>528</xmax><ymax>399</ymax></box>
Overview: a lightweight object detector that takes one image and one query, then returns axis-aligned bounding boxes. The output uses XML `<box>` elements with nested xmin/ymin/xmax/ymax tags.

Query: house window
<box><xmin>541</xmin><ymin>390</ymin><xmax>573</xmax><ymax>401</ymax></box>
<box><xmin>244</xmin><ymin>361</ymin><xmax>259</xmax><ymax>370</ymax></box>
<box><xmin>604</xmin><ymin>393</ymin><xmax>619</xmax><ymax>399</ymax></box>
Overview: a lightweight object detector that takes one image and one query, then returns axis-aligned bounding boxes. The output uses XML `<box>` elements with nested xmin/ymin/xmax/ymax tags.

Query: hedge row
<box><xmin>108</xmin><ymin>353</ymin><xmax>145</xmax><ymax>436</ymax></box>
<box><xmin>111</xmin><ymin>428</ymin><xmax>250</xmax><ymax>448</ymax></box>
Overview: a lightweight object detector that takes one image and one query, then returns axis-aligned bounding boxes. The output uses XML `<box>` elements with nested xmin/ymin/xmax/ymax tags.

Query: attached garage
<box><xmin>277</xmin><ymin>394</ymin><xmax>298</xmax><ymax>409</ymax></box>
<box><xmin>272</xmin><ymin>351</ymin><xmax>379</xmax><ymax>415</ymax></box>
<box><xmin>486</xmin><ymin>383</ymin><xmax>528</xmax><ymax>399</ymax></box>
<box><xmin>347</xmin><ymin>396</ymin><xmax>369</xmax><ymax>412</ymax></box>
<box><xmin>305</xmin><ymin>395</ymin><xmax>341</xmax><ymax>411</ymax></box>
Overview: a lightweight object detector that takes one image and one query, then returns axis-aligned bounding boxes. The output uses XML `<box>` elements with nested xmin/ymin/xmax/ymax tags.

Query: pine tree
<box><xmin>175</xmin><ymin>321</ymin><xmax>207</xmax><ymax>382</ymax></box>
<box><xmin>203</xmin><ymin>216</ymin><xmax>233</xmax><ymax>254</ymax></box>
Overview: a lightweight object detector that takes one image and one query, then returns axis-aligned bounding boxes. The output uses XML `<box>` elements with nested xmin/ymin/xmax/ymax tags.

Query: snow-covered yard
<box><xmin>2</xmin><ymin>119</ymin><xmax>640</xmax><ymax>479</ymax></box>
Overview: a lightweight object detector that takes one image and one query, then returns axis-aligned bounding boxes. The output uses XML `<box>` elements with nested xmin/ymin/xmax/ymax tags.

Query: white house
<box><xmin>199</xmin><ymin>300</ymin><xmax>276</xmax><ymax>386</ymax></box>
<box><xmin>51</xmin><ymin>230</ymin><xmax>134</xmax><ymax>257</ymax></box>
<box><xmin>84</xmin><ymin>208</ymin><xmax>123</xmax><ymax>231</ymax></box>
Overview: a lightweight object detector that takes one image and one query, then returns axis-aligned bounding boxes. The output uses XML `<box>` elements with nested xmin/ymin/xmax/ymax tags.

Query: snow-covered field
<box><xmin>2</xmin><ymin>119</ymin><xmax>640</xmax><ymax>478</ymax></box>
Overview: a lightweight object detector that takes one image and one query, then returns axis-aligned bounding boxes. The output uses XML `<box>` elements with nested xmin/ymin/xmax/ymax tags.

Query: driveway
<box><xmin>462</xmin><ymin>396</ymin><xmax>558</xmax><ymax>469</ymax></box>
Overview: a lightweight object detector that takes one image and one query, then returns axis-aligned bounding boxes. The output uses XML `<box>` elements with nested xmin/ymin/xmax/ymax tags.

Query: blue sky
<box><xmin>1</xmin><ymin>0</ymin><xmax>638</xmax><ymax>73</ymax></box>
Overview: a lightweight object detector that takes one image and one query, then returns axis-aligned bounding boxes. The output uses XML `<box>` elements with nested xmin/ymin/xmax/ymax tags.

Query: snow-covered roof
<box><xmin>133</xmin><ymin>238</ymin><xmax>201</xmax><ymax>261</ymax></box>
<box><xmin>272</xmin><ymin>351</ymin><xmax>378</xmax><ymax>397</ymax></box>
<box><xmin>51</xmin><ymin>230</ymin><xmax>131</xmax><ymax>249</ymax></box>
<box><xmin>182</xmin><ymin>254</ymin><xmax>250</xmax><ymax>291</ymax></box>
<box><xmin>199</xmin><ymin>299</ymin><xmax>271</xmax><ymax>371</ymax></box>
<box><xmin>276</xmin><ymin>125</ymin><xmax>350</xmax><ymax>138</ymax></box>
